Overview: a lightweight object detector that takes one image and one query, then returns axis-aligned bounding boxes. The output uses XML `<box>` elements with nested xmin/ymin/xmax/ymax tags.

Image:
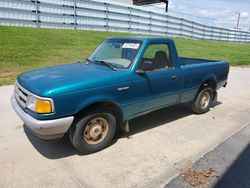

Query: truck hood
<box><xmin>17</xmin><ymin>62</ymin><xmax>129</xmax><ymax>97</ymax></box>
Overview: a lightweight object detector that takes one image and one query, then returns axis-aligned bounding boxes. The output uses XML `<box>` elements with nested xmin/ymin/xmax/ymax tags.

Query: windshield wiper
<box><xmin>85</xmin><ymin>58</ymin><xmax>117</xmax><ymax>71</ymax></box>
<box><xmin>94</xmin><ymin>60</ymin><xmax>117</xmax><ymax>71</ymax></box>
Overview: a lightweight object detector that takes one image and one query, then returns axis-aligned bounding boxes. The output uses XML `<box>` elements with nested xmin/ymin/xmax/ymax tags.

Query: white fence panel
<box><xmin>0</xmin><ymin>0</ymin><xmax>249</xmax><ymax>42</ymax></box>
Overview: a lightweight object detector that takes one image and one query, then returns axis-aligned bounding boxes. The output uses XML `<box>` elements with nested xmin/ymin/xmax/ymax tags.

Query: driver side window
<box><xmin>141</xmin><ymin>43</ymin><xmax>172</xmax><ymax>70</ymax></box>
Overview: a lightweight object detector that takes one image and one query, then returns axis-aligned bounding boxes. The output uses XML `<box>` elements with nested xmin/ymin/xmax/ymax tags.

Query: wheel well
<box><xmin>74</xmin><ymin>101</ymin><xmax>123</xmax><ymax>129</ymax></box>
<box><xmin>202</xmin><ymin>79</ymin><xmax>217</xmax><ymax>90</ymax></box>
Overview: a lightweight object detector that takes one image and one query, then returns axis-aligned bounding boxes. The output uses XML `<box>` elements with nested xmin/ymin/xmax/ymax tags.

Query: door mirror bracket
<box><xmin>136</xmin><ymin>60</ymin><xmax>154</xmax><ymax>74</ymax></box>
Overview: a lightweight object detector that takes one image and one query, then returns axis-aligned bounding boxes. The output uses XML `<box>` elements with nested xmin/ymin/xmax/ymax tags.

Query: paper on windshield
<box><xmin>122</xmin><ymin>43</ymin><xmax>140</xmax><ymax>49</ymax></box>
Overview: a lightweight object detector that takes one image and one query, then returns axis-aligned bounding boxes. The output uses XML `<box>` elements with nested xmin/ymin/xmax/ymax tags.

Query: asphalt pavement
<box><xmin>0</xmin><ymin>67</ymin><xmax>250</xmax><ymax>188</ymax></box>
<box><xmin>166</xmin><ymin>123</ymin><xmax>250</xmax><ymax>188</ymax></box>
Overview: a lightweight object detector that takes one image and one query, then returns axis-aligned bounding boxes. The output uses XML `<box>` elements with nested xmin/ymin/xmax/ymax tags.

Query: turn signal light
<box><xmin>35</xmin><ymin>99</ymin><xmax>52</xmax><ymax>114</ymax></box>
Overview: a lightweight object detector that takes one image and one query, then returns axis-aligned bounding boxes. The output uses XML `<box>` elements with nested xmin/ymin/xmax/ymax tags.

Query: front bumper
<box><xmin>11</xmin><ymin>96</ymin><xmax>74</xmax><ymax>140</ymax></box>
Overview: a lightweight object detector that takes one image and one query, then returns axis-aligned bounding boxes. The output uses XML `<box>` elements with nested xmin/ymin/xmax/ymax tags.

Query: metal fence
<box><xmin>1</xmin><ymin>0</ymin><xmax>250</xmax><ymax>43</ymax></box>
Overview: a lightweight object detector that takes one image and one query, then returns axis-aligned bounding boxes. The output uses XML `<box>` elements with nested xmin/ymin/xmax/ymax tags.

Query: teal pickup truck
<box><xmin>11</xmin><ymin>37</ymin><xmax>229</xmax><ymax>154</ymax></box>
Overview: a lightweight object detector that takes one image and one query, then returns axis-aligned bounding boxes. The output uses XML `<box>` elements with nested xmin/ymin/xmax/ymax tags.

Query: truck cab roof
<box><xmin>108</xmin><ymin>36</ymin><xmax>174</xmax><ymax>43</ymax></box>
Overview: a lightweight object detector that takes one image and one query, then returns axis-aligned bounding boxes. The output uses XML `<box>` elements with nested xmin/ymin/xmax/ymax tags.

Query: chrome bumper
<box><xmin>11</xmin><ymin>96</ymin><xmax>74</xmax><ymax>140</ymax></box>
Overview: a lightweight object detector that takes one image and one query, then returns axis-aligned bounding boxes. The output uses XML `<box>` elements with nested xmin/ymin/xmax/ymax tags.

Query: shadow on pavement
<box><xmin>24</xmin><ymin>126</ymin><xmax>81</xmax><ymax>158</ymax></box>
<box><xmin>122</xmin><ymin>101</ymin><xmax>221</xmax><ymax>137</ymax></box>
<box><xmin>125</xmin><ymin>104</ymin><xmax>192</xmax><ymax>137</ymax></box>
<box><xmin>214</xmin><ymin>144</ymin><xmax>250</xmax><ymax>188</ymax></box>
<box><xmin>24</xmin><ymin>101</ymin><xmax>221</xmax><ymax>159</ymax></box>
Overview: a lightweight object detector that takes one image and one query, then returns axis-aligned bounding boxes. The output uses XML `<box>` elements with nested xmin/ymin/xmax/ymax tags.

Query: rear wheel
<box><xmin>191</xmin><ymin>87</ymin><xmax>213</xmax><ymax>114</ymax></box>
<box><xmin>69</xmin><ymin>110</ymin><xmax>116</xmax><ymax>154</ymax></box>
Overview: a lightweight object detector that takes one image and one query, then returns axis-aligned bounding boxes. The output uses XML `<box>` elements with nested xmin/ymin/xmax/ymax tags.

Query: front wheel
<box><xmin>191</xmin><ymin>87</ymin><xmax>213</xmax><ymax>114</ymax></box>
<box><xmin>69</xmin><ymin>111</ymin><xmax>116</xmax><ymax>154</ymax></box>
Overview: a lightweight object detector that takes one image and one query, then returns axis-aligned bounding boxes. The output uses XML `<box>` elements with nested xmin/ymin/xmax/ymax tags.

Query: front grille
<box><xmin>14</xmin><ymin>82</ymin><xmax>28</xmax><ymax>108</ymax></box>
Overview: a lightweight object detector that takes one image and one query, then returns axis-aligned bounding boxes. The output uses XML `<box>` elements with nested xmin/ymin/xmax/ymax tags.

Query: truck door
<box><xmin>132</xmin><ymin>42</ymin><xmax>183</xmax><ymax>115</ymax></box>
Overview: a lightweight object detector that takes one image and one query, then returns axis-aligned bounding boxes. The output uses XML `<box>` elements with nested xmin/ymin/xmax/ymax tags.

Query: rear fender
<box><xmin>201</xmin><ymin>75</ymin><xmax>217</xmax><ymax>90</ymax></box>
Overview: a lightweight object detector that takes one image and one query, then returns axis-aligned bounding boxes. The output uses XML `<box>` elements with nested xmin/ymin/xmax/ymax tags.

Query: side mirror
<box><xmin>136</xmin><ymin>61</ymin><xmax>153</xmax><ymax>74</ymax></box>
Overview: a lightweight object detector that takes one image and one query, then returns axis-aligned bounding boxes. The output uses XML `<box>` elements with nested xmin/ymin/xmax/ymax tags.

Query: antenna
<box><xmin>235</xmin><ymin>12</ymin><xmax>241</xmax><ymax>29</ymax></box>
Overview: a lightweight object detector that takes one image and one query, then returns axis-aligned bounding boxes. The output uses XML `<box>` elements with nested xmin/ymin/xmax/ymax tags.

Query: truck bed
<box><xmin>178</xmin><ymin>56</ymin><xmax>229</xmax><ymax>104</ymax></box>
<box><xmin>180</xmin><ymin>57</ymin><xmax>219</xmax><ymax>65</ymax></box>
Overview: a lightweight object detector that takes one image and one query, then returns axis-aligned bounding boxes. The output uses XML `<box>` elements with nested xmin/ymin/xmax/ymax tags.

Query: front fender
<box><xmin>75</xmin><ymin>94</ymin><xmax>120</xmax><ymax>114</ymax></box>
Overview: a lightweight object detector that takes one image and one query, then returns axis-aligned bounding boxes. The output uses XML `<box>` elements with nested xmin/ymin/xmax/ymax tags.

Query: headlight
<box><xmin>26</xmin><ymin>95</ymin><xmax>53</xmax><ymax>114</ymax></box>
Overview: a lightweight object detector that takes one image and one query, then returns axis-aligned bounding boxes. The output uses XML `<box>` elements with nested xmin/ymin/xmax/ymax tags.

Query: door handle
<box><xmin>171</xmin><ymin>75</ymin><xmax>177</xmax><ymax>80</ymax></box>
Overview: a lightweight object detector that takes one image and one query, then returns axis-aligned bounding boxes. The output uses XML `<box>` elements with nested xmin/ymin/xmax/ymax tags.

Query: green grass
<box><xmin>1</xmin><ymin>26</ymin><xmax>250</xmax><ymax>86</ymax></box>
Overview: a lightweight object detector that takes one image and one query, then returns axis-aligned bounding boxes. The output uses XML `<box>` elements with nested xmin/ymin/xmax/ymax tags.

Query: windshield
<box><xmin>88</xmin><ymin>39</ymin><xmax>143</xmax><ymax>69</ymax></box>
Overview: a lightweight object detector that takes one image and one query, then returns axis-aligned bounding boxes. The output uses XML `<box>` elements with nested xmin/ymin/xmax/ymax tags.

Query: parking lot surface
<box><xmin>166</xmin><ymin>123</ymin><xmax>250</xmax><ymax>188</ymax></box>
<box><xmin>0</xmin><ymin>67</ymin><xmax>250</xmax><ymax>188</ymax></box>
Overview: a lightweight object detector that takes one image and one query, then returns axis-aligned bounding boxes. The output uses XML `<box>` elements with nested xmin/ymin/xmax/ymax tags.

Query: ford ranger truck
<box><xmin>11</xmin><ymin>37</ymin><xmax>229</xmax><ymax>154</ymax></box>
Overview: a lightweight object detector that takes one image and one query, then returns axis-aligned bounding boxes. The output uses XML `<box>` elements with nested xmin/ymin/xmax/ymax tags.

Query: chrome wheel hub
<box><xmin>83</xmin><ymin>117</ymin><xmax>109</xmax><ymax>145</ymax></box>
<box><xmin>200</xmin><ymin>91</ymin><xmax>210</xmax><ymax>109</ymax></box>
<box><xmin>89</xmin><ymin>124</ymin><xmax>102</xmax><ymax>138</ymax></box>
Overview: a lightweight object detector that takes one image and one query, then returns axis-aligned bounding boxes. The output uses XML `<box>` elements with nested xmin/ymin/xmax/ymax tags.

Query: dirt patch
<box><xmin>0</xmin><ymin>72</ymin><xmax>12</xmax><ymax>78</ymax></box>
<box><xmin>181</xmin><ymin>168</ymin><xmax>219</xmax><ymax>187</ymax></box>
<box><xmin>237</xmin><ymin>65</ymin><xmax>250</xmax><ymax>68</ymax></box>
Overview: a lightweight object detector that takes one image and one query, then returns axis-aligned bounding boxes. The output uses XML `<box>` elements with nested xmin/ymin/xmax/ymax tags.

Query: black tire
<box><xmin>69</xmin><ymin>110</ymin><xmax>116</xmax><ymax>154</ymax></box>
<box><xmin>191</xmin><ymin>87</ymin><xmax>213</xmax><ymax>114</ymax></box>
